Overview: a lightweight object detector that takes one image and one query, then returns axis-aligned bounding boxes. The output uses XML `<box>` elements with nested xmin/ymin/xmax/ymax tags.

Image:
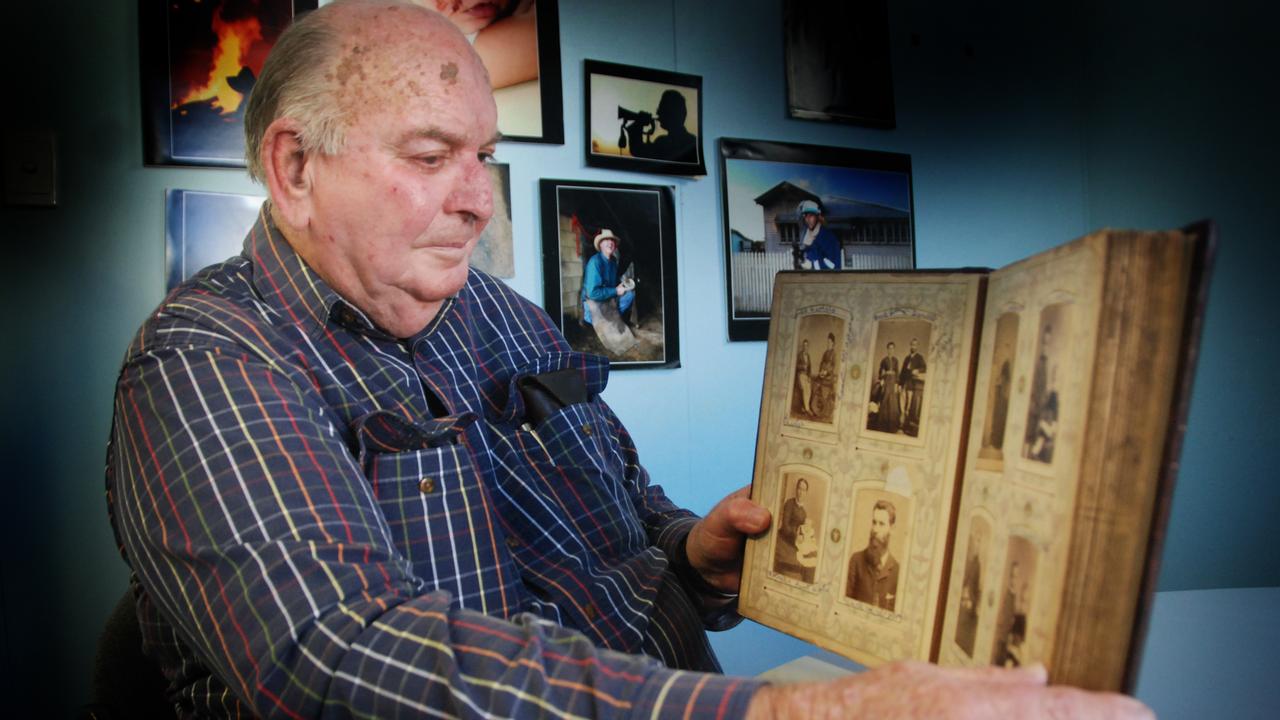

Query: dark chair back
<box><xmin>79</xmin><ymin>590</ymin><xmax>173</xmax><ymax>719</ymax></box>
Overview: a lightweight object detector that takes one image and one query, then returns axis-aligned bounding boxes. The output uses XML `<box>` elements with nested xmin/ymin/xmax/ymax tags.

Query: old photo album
<box><xmin>739</xmin><ymin>225</ymin><xmax>1213</xmax><ymax>692</ymax></box>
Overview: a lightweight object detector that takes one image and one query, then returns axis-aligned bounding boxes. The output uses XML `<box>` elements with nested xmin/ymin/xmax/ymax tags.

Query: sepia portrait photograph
<box><xmin>977</xmin><ymin>312</ymin><xmax>1020</xmax><ymax>465</ymax></box>
<box><xmin>954</xmin><ymin>514</ymin><xmax>991</xmax><ymax>658</ymax></box>
<box><xmin>539</xmin><ymin>179</ymin><xmax>679</xmax><ymax>369</ymax></box>
<box><xmin>787</xmin><ymin>313</ymin><xmax>847</xmax><ymax>425</ymax></box>
<box><xmin>1022</xmin><ymin>303</ymin><xmax>1072</xmax><ymax>464</ymax></box>
<box><xmin>783</xmin><ymin>0</ymin><xmax>894</xmax><ymax>128</ymax></box>
<box><xmin>772</xmin><ymin>471</ymin><xmax>829</xmax><ymax>584</ymax></box>
<box><xmin>585</xmin><ymin>60</ymin><xmax>704</xmax><ymax>176</ymax></box>
<box><xmin>843</xmin><ymin>488</ymin><xmax>912</xmax><ymax>612</ymax></box>
<box><xmin>992</xmin><ymin>534</ymin><xmax>1038</xmax><ymax>668</ymax></box>
<box><xmin>428</xmin><ymin>0</ymin><xmax>563</xmax><ymax>143</ymax></box>
<box><xmin>720</xmin><ymin>138</ymin><xmax>914</xmax><ymax>341</ymax></box>
<box><xmin>865</xmin><ymin>318</ymin><xmax>932</xmax><ymax>438</ymax></box>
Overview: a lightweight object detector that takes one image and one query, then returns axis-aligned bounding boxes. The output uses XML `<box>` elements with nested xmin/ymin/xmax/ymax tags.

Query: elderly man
<box><xmin>105</xmin><ymin>2</ymin><xmax>1151</xmax><ymax>718</ymax></box>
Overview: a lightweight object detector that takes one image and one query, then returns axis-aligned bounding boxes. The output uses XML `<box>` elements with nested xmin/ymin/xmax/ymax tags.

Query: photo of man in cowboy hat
<box><xmin>581</xmin><ymin>227</ymin><xmax>640</xmax><ymax>354</ymax></box>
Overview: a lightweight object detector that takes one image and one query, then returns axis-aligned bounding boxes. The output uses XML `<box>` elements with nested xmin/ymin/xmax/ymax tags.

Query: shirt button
<box><xmin>584</xmin><ymin>603</ymin><xmax>597</xmax><ymax>621</ymax></box>
<box><xmin>505</xmin><ymin>536</ymin><xmax>521</xmax><ymax>549</ymax></box>
<box><xmin>581</xmin><ymin>424</ymin><xmax>593</xmax><ymax>436</ymax></box>
<box><xmin>418</xmin><ymin>477</ymin><xmax>436</xmax><ymax>494</ymax></box>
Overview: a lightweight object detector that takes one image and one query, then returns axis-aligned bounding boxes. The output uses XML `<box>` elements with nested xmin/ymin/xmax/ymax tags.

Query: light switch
<box><xmin>5</xmin><ymin>129</ymin><xmax>57</xmax><ymax>206</ymax></box>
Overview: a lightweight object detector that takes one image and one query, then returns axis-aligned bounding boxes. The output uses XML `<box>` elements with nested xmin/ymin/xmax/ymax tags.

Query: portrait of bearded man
<box><xmin>845</xmin><ymin>498</ymin><xmax>901</xmax><ymax>611</ymax></box>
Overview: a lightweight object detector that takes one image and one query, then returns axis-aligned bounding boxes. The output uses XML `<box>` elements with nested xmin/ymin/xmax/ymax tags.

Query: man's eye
<box><xmin>478</xmin><ymin>150</ymin><xmax>496</xmax><ymax>164</ymax></box>
<box><xmin>416</xmin><ymin>155</ymin><xmax>446</xmax><ymax>167</ymax></box>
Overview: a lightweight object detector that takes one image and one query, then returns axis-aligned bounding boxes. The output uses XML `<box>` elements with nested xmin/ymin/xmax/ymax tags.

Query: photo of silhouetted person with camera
<box><xmin>586</xmin><ymin>62</ymin><xmax>705</xmax><ymax>175</ymax></box>
<box><xmin>620</xmin><ymin>89</ymin><xmax>699</xmax><ymax>164</ymax></box>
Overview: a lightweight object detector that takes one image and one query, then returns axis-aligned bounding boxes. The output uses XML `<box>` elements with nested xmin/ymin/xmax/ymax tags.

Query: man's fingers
<box><xmin>758</xmin><ymin>659</ymin><xmax>1155</xmax><ymax>720</ymax></box>
<box><xmin>927</xmin><ymin>662</ymin><xmax>1048</xmax><ymax>686</ymax></box>
<box><xmin>1031</xmin><ymin>687</ymin><xmax>1154</xmax><ymax>720</ymax></box>
<box><xmin>725</xmin><ymin>495</ymin><xmax>770</xmax><ymax>534</ymax></box>
<box><xmin>936</xmin><ymin>663</ymin><xmax>1152</xmax><ymax>720</ymax></box>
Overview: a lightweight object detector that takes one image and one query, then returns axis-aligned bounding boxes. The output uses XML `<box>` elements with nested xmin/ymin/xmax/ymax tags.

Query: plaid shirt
<box><xmin>106</xmin><ymin>205</ymin><xmax>759</xmax><ymax>718</ymax></box>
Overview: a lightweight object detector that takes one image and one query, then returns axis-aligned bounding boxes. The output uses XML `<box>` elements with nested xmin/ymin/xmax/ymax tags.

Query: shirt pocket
<box><xmin>492</xmin><ymin>354</ymin><xmax>648</xmax><ymax>559</ymax></box>
<box><xmin>497</xmin><ymin>351</ymin><xmax>612</xmax><ymax>473</ymax></box>
<box><xmin>509</xmin><ymin>399</ymin><xmax>649</xmax><ymax>560</ymax></box>
<box><xmin>356</xmin><ymin>410</ymin><xmax>524</xmax><ymax>619</ymax></box>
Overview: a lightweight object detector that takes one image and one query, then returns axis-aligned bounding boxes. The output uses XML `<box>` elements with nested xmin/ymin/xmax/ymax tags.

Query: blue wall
<box><xmin>2</xmin><ymin>0</ymin><xmax>1275</xmax><ymax>713</ymax></box>
<box><xmin>1080</xmin><ymin>0</ymin><xmax>1280</xmax><ymax>590</ymax></box>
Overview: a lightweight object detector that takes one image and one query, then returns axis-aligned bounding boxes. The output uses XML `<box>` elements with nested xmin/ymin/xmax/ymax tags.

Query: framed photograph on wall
<box><xmin>584</xmin><ymin>60</ymin><xmax>705</xmax><ymax>176</ymax></box>
<box><xmin>165</xmin><ymin>189</ymin><xmax>264</xmax><ymax>289</ymax></box>
<box><xmin>539</xmin><ymin>179</ymin><xmax>680</xmax><ymax>369</ymax></box>
<box><xmin>140</xmin><ymin>0</ymin><xmax>317</xmax><ymax>167</ymax></box>
<box><xmin>720</xmin><ymin>137</ymin><xmax>915</xmax><ymax>341</ymax></box>
<box><xmin>783</xmin><ymin>0</ymin><xmax>895</xmax><ymax>128</ymax></box>
<box><xmin>434</xmin><ymin>0</ymin><xmax>564</xmax><ymax>144</ymax></box>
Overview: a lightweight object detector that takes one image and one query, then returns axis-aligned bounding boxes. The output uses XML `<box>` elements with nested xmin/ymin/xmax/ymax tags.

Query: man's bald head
<box><xmin>243</xmin><ymin>0</ymin><xmax>489</xmax><ymax>183</ymax></box>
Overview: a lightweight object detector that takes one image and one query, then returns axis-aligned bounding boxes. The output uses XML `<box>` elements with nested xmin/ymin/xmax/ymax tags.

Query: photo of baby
<box><xmin>419</xmin><ymin>0</ymin><xmax>557</xmax><ymax>140</ymax></box>
<box><xmin>429</xmin><ymin>0</ymin><xmax>537</xmax><ymax>89</ymax></box>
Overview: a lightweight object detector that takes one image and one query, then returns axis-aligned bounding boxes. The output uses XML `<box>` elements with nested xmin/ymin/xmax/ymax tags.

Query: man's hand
<box><xmin>685</xmin><ymin>486</ymin><xmax>771</xmax><ymax>594</ymax></box>
<box><xmin>745</xmin><ymin>661</ymin><xmax>1153</xmax><ymax>720</ymax></box>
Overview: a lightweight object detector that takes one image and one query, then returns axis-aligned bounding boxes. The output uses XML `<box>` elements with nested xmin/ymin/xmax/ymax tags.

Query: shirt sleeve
<box><xmin>583</xmin><ymin>256</ymin><xmax>618</xmax><ymax>303</ymax></box>
<box><xmin>107</xmin><ymin>337</ymin><xmax>761</xmax><ymax>719</ymax></box>
<box><xmin>590</xmin><ymin>397</ymin><xmax>744</xmax><ymax>629</ymax></box>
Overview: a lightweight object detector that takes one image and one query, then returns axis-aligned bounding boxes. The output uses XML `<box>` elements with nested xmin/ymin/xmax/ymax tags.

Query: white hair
<box><xmin>242</xmin><ymin>0</ymin><xmax>429</xmax><ymax>183</ymax></box>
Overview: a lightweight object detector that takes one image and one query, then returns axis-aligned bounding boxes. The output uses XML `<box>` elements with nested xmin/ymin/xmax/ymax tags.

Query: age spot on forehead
<box><xmin>440</xmin><ymin>62</ymin><xmax>459</xmax><ymax>84</ymax></box>
<box><xmin>335</xmin><ymin>46</ymin><xmax>368</xmax><ymax>86</ymax></box>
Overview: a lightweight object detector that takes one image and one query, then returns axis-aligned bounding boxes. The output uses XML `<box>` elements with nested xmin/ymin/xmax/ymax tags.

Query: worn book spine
<box><xmin>1050</xmin><ymin>229</ymin><xmax>1208</xmax><ymax>691</ymax></box>
<box><xmin>1118</xmin><ymin>223</ymin><xmax>1216</xmax><ymax>692</ymax></box>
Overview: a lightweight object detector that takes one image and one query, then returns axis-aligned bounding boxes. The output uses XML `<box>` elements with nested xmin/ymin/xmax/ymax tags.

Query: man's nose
<box><xmin>446</xmin><ymin>156</ymin><xmax>493</xmax><ymax>223</ymax></box>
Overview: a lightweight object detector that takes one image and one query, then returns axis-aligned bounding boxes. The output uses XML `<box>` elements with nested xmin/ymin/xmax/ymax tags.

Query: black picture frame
<box><xmin>783</xmin><ymin>0</ymin><xmax>896</xmax><ymax>128</ymax></box>
<box><xmin>539</xmin><ymin>179</ymin><xmax>680</xmax><ymax>370</ymax></box>
<box><xmin>474</xmin><ymin>0</ymin><xmax>564</xmax><ymax>144</ymax></box>
<box><xmin>165</xmin><ymin>188</ymin><xmax>264</xmax><ymax>289</ymax></box>
<box><xmin>720</xmin><ymin>137</ymin><xmax>915</xmax><ymax>342</ymax></box>
<box><xmin>584</xmin><ymin>60</ymin><xmax>705</xmax><ymax>176</ymax></box>
<box><xmin>140</xmin><ymin>0</ymin><xmax>317</xmax><ymax>167</ymax></box>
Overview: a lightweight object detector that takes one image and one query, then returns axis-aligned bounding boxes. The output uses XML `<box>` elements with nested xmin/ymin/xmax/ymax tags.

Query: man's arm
<box><xmin>746</xmin><ymin>662</ymin><xmax>1152</xmax><ymax>720</ymax></box>
<box><xmin>108</xmin><ymin>340</ymin><xmax>757</xmax><ymax>718</ymax></box>
<box><xmin>625</xmin><ymin>122</ymin><xmax>659</xmax><ymax>159</ymax></box>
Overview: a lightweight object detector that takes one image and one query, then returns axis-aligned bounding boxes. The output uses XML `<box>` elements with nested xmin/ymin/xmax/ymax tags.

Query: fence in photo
<box><xmin>733</xmin><ymin>252</ymin><xmax>793</xmax><ymax>314</ymax></box>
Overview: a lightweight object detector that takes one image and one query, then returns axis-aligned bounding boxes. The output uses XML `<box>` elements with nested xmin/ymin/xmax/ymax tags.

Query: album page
<box><xmin>740</xmin><ymin>271</ymin><xmax>983</xmax><ymax>667</ymax></box>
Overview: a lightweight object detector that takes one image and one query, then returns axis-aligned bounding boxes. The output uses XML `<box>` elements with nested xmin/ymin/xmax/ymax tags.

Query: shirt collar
<box><xmin>243</xmin><ymin>202</ymin><xmax>395</xmax><ymax>341</ymax></box>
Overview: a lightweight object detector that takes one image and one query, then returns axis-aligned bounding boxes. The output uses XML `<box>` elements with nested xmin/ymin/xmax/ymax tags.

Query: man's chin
<box><xmin>421</xmin><ymin>260</ymin><xmax>471</xmax><ymax>295</ymax></box>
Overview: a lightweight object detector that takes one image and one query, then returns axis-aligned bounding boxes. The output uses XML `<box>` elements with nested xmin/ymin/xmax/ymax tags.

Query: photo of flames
<box><xmin>164</xmin><ymin>0</ymin><xmax>299</xmax><ymax>162</ymax></box>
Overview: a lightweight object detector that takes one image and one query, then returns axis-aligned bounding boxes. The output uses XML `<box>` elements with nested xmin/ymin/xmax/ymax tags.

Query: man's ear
<box><xmin>261</xmin><ymin>117</ymin><xmax>314</xmax><ymax>230</ymax></box>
